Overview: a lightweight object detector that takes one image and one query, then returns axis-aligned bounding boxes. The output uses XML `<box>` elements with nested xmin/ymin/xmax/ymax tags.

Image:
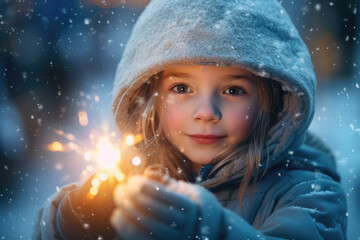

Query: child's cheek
<box><xmin>225</xmin><ymin>105</ymin><xmax>258</xmax><ymax>138</ymax></box>
<box><xmin>163</xmin><ymin>95</ymin><xmax>188</xmax><ymax>132</ymax></box>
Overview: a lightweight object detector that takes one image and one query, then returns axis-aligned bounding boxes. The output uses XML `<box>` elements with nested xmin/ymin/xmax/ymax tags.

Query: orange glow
<box><xmin>48</xmin><ymin>141</ymin><xmax>64</xmax><ymax>151</ymax></box>
<box><xmin>54</xmin><ymin>130</ymin><xmax>64</xmax><ymax>135</ymax></box>
<box><xmin>135</xmin><ymin>134</ymin><xmax>143</xmax><ymax>143</ymax></box>
<box><xmin>114</xmin><ymin>170</ymin><xmax>126</xmax><ymax>182</ymax></box>
<box><xmin>53</xmin><ymin>130</ymin><xmax>76</xmax><ymax>141</ymax></box>
<box><xmin>125</xmin><ymin>134</ymin><xmax>135</xmax><ymax>146</ymax></box>
<box><xmin>90</xmin><ymin>187</ymin><xmax>99</xmax><ymax>196</ymax></box>
<box><xmin>95</xmin><ymin>138</ymin><xmax>121</xmax><ymax>169</ymax></box>
<box><xmin>78</xmin><ymin>111</ymin><xmax>89</xmax><ymax>126</ymax></box>
<box><xmin>132</xmin><ymin>156</ymin><xmax>141</xmax><ymax>166</ymax></box>
<box><xmin>48</xmin><ymin>129</ymin><xmax>139</xmax><ymax>198</ymax></box>
<box><xmin>91</xmin><ymin>178</ymin><xmax>100</xmax><ymax>187</ymax></box>
<box><xmin>99</xmin><ymin>172</ymin><xmax>108</xmax><ymax>181</ymax></box>
<box><xmin>124</xmin><ymin>133</ymin><xmax>143</xmax><ymax>146</ymax></box>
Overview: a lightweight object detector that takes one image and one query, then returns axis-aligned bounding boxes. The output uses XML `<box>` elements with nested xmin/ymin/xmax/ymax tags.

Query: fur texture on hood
<box><xmin>112</xmin><ymin>0</ymin><xmax>316</xmax><ymax>174</ymax></box>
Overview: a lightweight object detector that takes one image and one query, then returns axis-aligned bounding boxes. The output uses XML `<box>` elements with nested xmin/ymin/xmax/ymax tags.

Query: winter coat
<box><xmin>201</xmin><ymin>132</ymin><xmax>347</xmax><ymax>239</ymax></box>
<box><xmin>34</xmin><ymin>133</ymin><xmax>347</xmax><ymax>239</ymax></box>
<box><xmin>34</xmin><ymin>0</ymin><xmax>347</xmax><ymax>239</ymax></box>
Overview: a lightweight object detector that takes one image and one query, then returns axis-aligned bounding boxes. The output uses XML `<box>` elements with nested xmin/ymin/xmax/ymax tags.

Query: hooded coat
<box><xmin>34</xmin><ymin>0</ymin><xmax>347</xmax><ymax>239</ymax></box>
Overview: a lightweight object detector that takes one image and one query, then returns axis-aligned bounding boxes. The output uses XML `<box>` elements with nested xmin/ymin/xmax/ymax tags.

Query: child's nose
<box><xmin>192</xmin><ymin>94</ymin><xmax>222</xmax><ymax>123</ymax></box>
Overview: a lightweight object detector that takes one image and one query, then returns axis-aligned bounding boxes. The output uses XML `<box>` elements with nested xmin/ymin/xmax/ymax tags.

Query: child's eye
<box><xmin>223</xmin><ymin>86</ymin><xmax>245</xmax><ymax>96</ymax></box>
<box><xmin>171</xmin><ymin>84</ymin><xmax>191</xmax><ymax>93</ymax></box>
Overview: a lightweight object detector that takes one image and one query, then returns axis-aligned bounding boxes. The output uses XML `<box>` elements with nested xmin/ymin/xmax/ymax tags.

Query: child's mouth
<box><xmin>187</xmin><ymin>134</ymin><xmax>225</xmax><ymax>145</ymax></box>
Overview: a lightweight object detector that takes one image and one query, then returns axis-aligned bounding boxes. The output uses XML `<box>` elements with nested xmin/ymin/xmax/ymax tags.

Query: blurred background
<box><xmin>0</xmin><ymin>0</ymin><xmax>359</xmax><ymax>239</ymax></box>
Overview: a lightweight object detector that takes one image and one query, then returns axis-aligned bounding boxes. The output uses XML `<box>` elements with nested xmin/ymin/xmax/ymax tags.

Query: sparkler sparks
<box><xmin>125</xmin><ymin>135</ymin><xmax>135</xmax><ymax>146</ymax></box>
<box><xmin>88</xmin><ymin>170</ymin><xmax>119</xmax><ymax>198</ymax></box>
<box><xmin>47</xmin><ymin>141</ymin><xmax>79</xmax><ymax>152</ymax></box>
<box><xmin>47</xmin><ymin>117</ymin><xmax>143</xmax><ymax>198</ymax></box>
<box><xmin>91</xmin><ymin>178</ymin><xmax>100</xmax><ymax>187</ymax></box>
<box><xmin>132</xmin><ymin>156</ymin><xmax>141</xmax><ymax>166</ymax></box>
<box><xmin>90</xmin><ymin>187</ymin><xmax>99</xmax><ymax>196</ymax></box>
<box><xmin>48</xmin><ymin>141</ymin><xmax>64</xmax><ymax>151</ymax></box>
<box><xmin>124</xmin><ymin>134</ymin><xmax>143</xmax><ymax>146</ymax></box>
<box><xmin>48</xmin><ymin>130</ymin><xmax>142</xmax><ymax>168</ymax></box>
<box><xmin>95</xmin><ymin>137</ymin><xmax>121</xmax><ymax>169</ymax></box>
<box><xmin>78</xmin><ymin>111</ymin><xmax>89</xmax><ymax>126</ymax></box>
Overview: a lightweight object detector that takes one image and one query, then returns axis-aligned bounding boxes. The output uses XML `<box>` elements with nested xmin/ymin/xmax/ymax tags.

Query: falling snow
<box><xmin>0</xmin><ymin>0</ymin><xmax>359</xmax><ymax>239</ymax></box>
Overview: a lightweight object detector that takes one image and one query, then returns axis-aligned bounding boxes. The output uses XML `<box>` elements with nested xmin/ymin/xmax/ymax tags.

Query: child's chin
<box><xmin>187</xmin><ymin>153</ymin><xmax>218</xmax><ymax>166</ymax></box>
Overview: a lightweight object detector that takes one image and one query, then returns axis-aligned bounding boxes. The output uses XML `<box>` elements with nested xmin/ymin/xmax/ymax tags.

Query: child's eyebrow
<box><xmin>162</xmin><ymin>72</ymin><xmax>192</xmax><ymax>79</ymax></box>
<box><xmin>225</xmin><ymin>74</ymin><xmax>254</xmax><ymax>82</ymax></box>
<box><xmin>161</xmin><ymin>72</ymin><xmax>254</xmax><ymax>82</ymax></box>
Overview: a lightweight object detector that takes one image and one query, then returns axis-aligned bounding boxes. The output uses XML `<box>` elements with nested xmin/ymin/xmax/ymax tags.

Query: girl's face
<box><xmin>159</xmin><ymin>65</ymin><xmax>260</xmax><ymax>171</ymax></box>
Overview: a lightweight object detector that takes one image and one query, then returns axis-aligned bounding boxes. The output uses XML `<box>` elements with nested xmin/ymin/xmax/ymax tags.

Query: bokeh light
<box><xmin>132</xmin><ymin>156</ymin><xmax>141</xmax><ymax>166</ymax></box>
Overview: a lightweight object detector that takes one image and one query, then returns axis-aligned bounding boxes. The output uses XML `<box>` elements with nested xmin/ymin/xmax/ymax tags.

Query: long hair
<box><xmin>114</xmin><ymin>71</ymin><xmax>283</xmax><ymax>201</ymax></box>
<box><xmin>205</xmin><ymin>76</ymin><xmax>283</xmax><ymax>205</ymax></box>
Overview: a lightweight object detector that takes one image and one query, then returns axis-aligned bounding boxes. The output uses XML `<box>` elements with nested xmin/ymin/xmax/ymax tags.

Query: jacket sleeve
<box><xmin>33</xmin><ymin>184</ymin><xmax>79</xmax><ymax>240</ymax></box>
<box><xmin>221</xmin><ymin>172</ymin><xmax>347</xmax><ymax>240</ymax></box>
<box><xmin>33</xmin><ymin>175</ymin><xmax>118</xmax><ymax>240</ymax></box>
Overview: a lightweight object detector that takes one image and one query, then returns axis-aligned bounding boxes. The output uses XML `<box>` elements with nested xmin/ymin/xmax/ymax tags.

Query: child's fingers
<box><xmin>143</xmin><ymin>164</ymin><xmax>170</xmax><ymax>184</ymax></box>
<box><xmin>113</xmin><ymin>178</ymin><xmax>190</xmax><ymax>227</ymax></box>
<box><xmin>130</xmin><ymin>189</ymin><xmax>188</xmax><ymax>227</ymax></box>
<box><xmin>127</xmin><ymin>175</ymin><xmax>198</xmax><ymax>212</ymax></box>
<box><xmin>113</xmin><ymin>184</ymin><xmax>127</xmax><ymax>206</ymax></box>
<box><xmin>113</xmin><ymin>175</ymin><xmax>199</xmax><ymax>238</ymax></box>
<box><xmin>111</xmin><ymin>208</ymin><xmax>153</xmax><ymax>240</ymax></box>
<box><xmin>112</xmin><ymin>193</ymin><xmax>182</xmax><ymax>240</ymax></box>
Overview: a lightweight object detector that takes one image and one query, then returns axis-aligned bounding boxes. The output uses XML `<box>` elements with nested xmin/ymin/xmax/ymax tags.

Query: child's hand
<box><xmin>111</xmin><ymin>167</ymin><xmax>224</xmax><ymax>240</ymax></box>
<box><xmin>56</xmin><ymin>172</ymin><xmax>118</xmax><ymax>239</ymax></box>
<box><xmin>71</xmin><ymin>172</ymin><xmax>118</xmax><ymax>218</ymax></box>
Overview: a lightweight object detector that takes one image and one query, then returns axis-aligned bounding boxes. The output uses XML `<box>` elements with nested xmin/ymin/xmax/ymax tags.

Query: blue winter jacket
<box><xmin>34</xmin><ymin>134</ymin><xmax>347</xmax><ymax>239</ymax></box>
<box><xmin>202</xmin><ymin>133</ymin><xmax>347</xmax><ymax>239</ymax></box>
<box><xmin>34</xmin><ymin>0</ymin><xmax>347</xmax><ymax>239</ymax></box>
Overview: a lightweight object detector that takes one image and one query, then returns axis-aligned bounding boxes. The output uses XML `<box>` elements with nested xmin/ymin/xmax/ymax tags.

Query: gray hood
<box><xmin>112</xmin><ymin>0</ymin><xmax>316</xmax><ymax>177</ymax></box>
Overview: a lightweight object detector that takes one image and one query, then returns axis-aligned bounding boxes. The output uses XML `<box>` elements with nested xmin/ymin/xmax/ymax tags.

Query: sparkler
<box><xmin>47</xmin><ymin>111</ymin><xmax>143</xmax><ymax>199</ymax></box>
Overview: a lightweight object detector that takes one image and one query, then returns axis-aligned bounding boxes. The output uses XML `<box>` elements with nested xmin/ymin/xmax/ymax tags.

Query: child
<box><xmin>34</xmin><ymin>0</ymin><xmax>347</xmax><ymax>239</ymax></box>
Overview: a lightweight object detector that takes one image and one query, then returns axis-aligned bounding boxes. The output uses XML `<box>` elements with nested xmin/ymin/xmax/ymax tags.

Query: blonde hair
<box><xmin>114</xmin><ymin>71</ymin><xmax>282</xmax><ymax>202</ymax></box>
